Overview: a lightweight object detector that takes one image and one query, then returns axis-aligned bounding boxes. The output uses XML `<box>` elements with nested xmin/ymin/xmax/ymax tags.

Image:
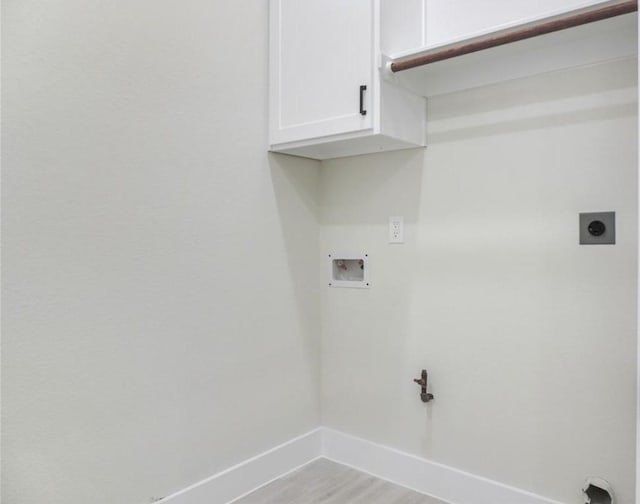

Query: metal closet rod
<box><xmin>390</xmin><ymin>0</ymin><xmax>638</xmax><ymax>73</ymax></box>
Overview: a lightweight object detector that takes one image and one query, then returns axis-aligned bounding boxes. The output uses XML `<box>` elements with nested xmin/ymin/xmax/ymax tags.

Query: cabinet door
<box><xmin>269</xmin><ymin>0</ymin><xmax>374</xmax><ymax>145</ymax></box>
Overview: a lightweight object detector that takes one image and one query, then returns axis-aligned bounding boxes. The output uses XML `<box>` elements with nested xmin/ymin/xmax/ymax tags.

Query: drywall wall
<box><xmin>320</xmin><ymin>58</ymin><xmax>637</xmax><ymax>504</ymax></box>
<box><xmin>2</xmin><ymin>2</ymin><xmax>321</xmax><ymax>503</ymax></box>
<box><xmin>4</xmin><ymin>2</ymin><xmax>638</xmax><ymax>503</ymax></box>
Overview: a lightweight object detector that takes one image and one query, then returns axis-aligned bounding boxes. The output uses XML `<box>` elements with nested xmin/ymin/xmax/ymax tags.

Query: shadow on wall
<box><xmin>320</xmin><ymin>148</ymin><xmax>426</xmax><ymax>227</ymax></box>
<box><xmin>268</xmin><ymin>152</ymin><xmax>323</xmax><ymax>396</ymax></box>
<box><xmin>427</xmin><ymin>57</ymin><xmax>638</xmax><ymax>144</ymax></box>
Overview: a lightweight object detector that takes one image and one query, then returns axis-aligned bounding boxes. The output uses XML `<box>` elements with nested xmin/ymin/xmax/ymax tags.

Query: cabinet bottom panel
<box><xmin>269</xmin><ymin>133</ymin><xmax>426</xmax><ymax>160</ymax></box>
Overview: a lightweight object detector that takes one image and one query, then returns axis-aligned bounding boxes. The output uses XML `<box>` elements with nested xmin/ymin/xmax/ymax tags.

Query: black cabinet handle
<box><xmin>359</xmin><ymin>85</ymin><xmax>367</xmax><ymax>116</ymax></box>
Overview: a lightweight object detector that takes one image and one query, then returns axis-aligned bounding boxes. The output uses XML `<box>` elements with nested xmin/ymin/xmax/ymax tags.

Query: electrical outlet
<box><xmin>579</xmin><ymin>211</ymin><xmax>615</xmax><ymax>245</ymax></box>
<box><xmin>389</xmin><ymin>216</ymin><xmax>404</xmax><ymax>243</ymax></box>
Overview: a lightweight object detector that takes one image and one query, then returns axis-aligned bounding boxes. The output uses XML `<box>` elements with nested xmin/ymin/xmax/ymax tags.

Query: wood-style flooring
<box><xmin>233</xmin><ymin>458</ymin><xmax>448</xmax><ymax>504</ymax></box>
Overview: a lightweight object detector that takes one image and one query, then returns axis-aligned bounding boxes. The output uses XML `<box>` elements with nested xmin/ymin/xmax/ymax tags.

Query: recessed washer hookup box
<box><xmin>328</xmin><ymin>254</ymin><xmax>369</xmax><ymax>289</ymax></box>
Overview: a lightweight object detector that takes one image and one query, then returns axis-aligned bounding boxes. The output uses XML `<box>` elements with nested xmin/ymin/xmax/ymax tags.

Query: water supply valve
<box><xmin>413</xmin><ymin>369</ymin><xmax>434</xmax><ymax>403</ymax></box>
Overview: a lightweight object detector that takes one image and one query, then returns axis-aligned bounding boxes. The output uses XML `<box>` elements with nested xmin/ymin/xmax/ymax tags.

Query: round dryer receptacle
<box><xmin>587</xmin><ymin>220</ymin><xmax>606</xmax><ymax>237</ymax></box>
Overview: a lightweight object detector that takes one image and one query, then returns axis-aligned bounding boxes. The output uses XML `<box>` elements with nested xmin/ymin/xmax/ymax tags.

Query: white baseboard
<box><xmin>157</xmin><ymin>427</ymin><xmax>566</xmax><ymax>504</ymax></box>
<box><xmin>322</xmin><ymin>428</ymin><xmax>566</xmax><ymax>504</ymax></box>
<box><xmin>159</xmin><ymin>429</ymin><xmax>322</xmax><ymax>504</ymax></box>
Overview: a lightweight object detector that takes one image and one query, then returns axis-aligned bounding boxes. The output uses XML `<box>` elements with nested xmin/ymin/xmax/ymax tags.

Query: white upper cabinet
<box><xmin>269</xmin><ymin>0</ymin><xmax>427</xmax><ymax>160</ymax></box>
<box><xmin>269</xmin><ymin>0</ymin><xmax>635</xmax><ymax>159</ymax></box>
<box><xmin>270</xmin><ymin>0</ymin><xmax>373</xmax><ymax>145</ymax></box>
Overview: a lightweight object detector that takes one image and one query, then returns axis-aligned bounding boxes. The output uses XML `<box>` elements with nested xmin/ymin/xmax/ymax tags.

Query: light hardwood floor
<box><xmin>233</xmin><ymin>458</ymin><xmax>448</xmax><ymax>504</ymax></box>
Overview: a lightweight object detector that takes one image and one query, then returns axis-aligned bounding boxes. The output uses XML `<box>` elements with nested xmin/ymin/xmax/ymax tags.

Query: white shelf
<box><xmin>385</xmin><ymin>12</ymin><xmax>637</xmax><ymax>98</ymax></box>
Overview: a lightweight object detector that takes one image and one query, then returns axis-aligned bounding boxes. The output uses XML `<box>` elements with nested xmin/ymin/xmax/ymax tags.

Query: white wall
<box><xmin>4</xmin><ymin>2</ymin><xmax>638</xmax><ymax>504</ymax></box>
<box><xmin>320</xmin><ymin>58</ymin><xmax>637</xmax><ymax>504</ymax></box>
<box><xmin>2</xmin><ymin>2</ymin><xmax>321</xmax><ymax>503</ymax></box>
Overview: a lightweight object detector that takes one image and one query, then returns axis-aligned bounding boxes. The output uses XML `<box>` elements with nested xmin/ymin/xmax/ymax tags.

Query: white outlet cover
<box><xmin>389</xmin><ymin>216</ymin><xmax>404</xmax><ymax>243</ymax></box>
